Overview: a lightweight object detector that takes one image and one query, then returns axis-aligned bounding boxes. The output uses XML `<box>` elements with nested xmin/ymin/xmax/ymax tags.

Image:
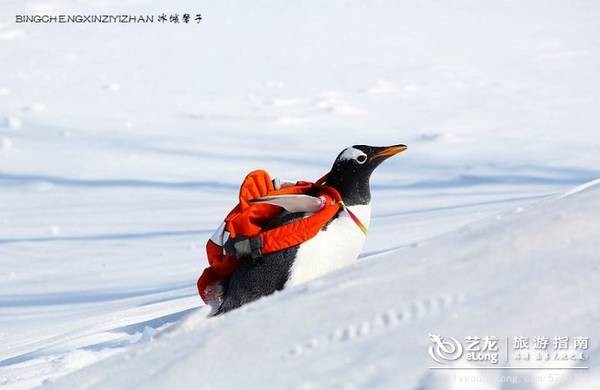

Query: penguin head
<box><xmin>323</xmin><ymin>144</ymin><xmax>407</xmax><ymax>205</ymax></box>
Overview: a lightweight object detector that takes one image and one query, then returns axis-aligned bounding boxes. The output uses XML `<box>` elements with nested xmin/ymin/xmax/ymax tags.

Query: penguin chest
<box><xmin>285</xmin><ymin>204</ymin><xmax>371</xmax><ymax>287</ymax></box>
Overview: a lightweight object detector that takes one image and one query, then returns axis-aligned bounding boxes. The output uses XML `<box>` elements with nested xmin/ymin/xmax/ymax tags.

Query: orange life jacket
<box><xmin>197</xmin><ymin>169</ymin><xmax>363</xmax><ymax>305</ymax></box>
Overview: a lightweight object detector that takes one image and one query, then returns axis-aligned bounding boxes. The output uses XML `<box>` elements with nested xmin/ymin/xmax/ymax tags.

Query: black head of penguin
<box><xmin>323</xmin><ymin>144</ymin><xmax>407</xmax><ymax>206</ymax></box>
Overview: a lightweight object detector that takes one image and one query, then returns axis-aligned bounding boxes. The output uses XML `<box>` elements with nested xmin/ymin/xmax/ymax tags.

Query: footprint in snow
<box><xmin>286</xmin><ymin>292</ymin><xmax>466</xmax><ymax>358</ymax></box>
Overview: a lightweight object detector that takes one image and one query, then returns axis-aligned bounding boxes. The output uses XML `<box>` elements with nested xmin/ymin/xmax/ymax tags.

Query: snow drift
<box><xmin>42</xmin><ymin>179</ymin><xmax>600</xmax><ymax>390</ymax></box>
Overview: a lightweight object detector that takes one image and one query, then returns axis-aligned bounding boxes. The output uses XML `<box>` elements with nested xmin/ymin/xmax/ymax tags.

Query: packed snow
<box><xmin>1</xmin><ymin>0</ymin><xmax>599</xmax><ymax>389</ymax></box>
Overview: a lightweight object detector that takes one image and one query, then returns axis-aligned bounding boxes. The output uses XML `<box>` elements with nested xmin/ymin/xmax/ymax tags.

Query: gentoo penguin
<box><xmin>215</xmin><ymin>144</ymin><xmax>407</xmax><ymax>314</ymax></box>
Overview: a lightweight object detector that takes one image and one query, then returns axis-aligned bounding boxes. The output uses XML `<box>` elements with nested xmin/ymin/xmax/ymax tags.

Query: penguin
<box><xmin>215</xmin><ymin>144</ymin><xmax>407</xmax><ymax>314</ymax></box>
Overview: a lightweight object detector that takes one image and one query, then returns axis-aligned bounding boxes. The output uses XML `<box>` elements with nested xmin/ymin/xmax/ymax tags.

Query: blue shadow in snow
<box><xmin>0</xmin><ymin>350</ymin><xmax>41</xmax><ymax>368</ymax></box>
<box><xmin>0</xmin><ymin>229</ymin><xmax>212</xmax><ymax>245</ymax></box>
<box><xmin>371</xmin><ymin>173</ymin><xmax>600</xmax><ymax>190</ymax></box>
<box><xmin>0</xmin><ymin>307</ymin><xmax>199</xmax><ymax>367</ymax></box>
<box><xmin>373</xmin><ymin>193</ymin><xmax>550</xmax><ymax>219</ymax></box>
<box><xmin>0</xmin><ymin>173</ymin><xmax>238</xmax><ymax>191</ymax></box>
<box><xmin>111</xmin><ymin>307</ymin><xmax>198</xmax><ymax>336</ymax></box>
<box><xmin>0</xmin><ymin>282</ymin><xmax>193</xmax><ymax>308</ymax></box>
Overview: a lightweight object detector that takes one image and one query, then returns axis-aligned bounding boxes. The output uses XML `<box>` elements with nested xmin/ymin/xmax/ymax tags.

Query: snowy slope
<box><xmin>43</xmin><ymin>179</ymin><xmax>600</xmax><ymax>390</ymax></box>
<box><xmin>1</xmin><ymin>0</ymin><xmax>600</xmax><ymax>388</ymax></box>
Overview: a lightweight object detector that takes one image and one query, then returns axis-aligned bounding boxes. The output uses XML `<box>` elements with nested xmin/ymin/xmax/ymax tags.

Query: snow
<box><xmin>39</xmin><ymin>182</ymin><xmax>600</xmax><ymax>389</ymax></box>
<box><xmin>1</xmin><ymin>0</ymin><xmax>599</xmax><ymax>389</ymax></box>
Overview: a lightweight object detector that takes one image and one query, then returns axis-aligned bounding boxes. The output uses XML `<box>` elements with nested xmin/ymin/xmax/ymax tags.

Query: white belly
<box><xmin>285</xmin><ymin>204</ymin><xmax>371</xmax><ymax>287</ymax></box>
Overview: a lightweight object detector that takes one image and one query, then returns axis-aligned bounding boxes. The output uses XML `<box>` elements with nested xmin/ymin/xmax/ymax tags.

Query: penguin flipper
<box><xmin>250</xmin><ymin>194</ymin><xmax>323</xmax><ymax>213</ymax></box>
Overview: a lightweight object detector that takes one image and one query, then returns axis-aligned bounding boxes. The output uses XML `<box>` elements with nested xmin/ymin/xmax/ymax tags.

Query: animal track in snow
<box><xmin>285</xmin><ymin>292</ymin><xmax>466</xmax><ymax>358</ymax></box>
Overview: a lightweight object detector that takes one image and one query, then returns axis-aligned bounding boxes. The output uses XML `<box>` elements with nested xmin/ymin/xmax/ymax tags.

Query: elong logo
<box><xmin>428</xmin><ymin>334</ymin><xmax>464</xmax><ymax>364</ymax></box>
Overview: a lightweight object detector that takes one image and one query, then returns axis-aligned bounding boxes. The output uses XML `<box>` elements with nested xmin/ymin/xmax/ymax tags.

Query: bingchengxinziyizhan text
<box><xmin>15</xmin><ymin>13</ymin><xmax>202</xmax><ymax>24</ymax></box>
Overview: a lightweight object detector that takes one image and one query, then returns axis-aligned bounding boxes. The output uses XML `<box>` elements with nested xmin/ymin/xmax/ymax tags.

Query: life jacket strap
<box><xmin>315</xmin><ymin>172</ymin><xmax>329</xmax><ymax>185</ymax></box>
<box><xmin>338</xmin><ymin>201</ymin><xmax>368</xmax><ymax>235</ymax></box>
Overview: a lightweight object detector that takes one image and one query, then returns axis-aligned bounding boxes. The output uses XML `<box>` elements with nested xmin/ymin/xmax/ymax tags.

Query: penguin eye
<box><xmin>356</xmin><ymin>154</ymin><xmax>367</xmax><ymax>164</ymax></box>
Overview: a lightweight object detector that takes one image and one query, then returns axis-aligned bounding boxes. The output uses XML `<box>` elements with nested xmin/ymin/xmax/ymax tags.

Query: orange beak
<box><xmin>369</xmin><ymin>144</ymin><xmax>408</xmax><ymax>161</ymax></box>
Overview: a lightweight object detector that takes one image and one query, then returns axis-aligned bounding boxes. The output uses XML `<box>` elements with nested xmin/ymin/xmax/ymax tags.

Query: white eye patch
<box><xmin>339</xmin><ymin>147</ymin><xmax>367</xmax><ymax>162</ymax></box>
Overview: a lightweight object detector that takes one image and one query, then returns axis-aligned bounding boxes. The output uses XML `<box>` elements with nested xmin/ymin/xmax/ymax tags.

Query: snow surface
<box><xmin>1</xmin><ymin>0</ymin><xmax>599</xmax><ymax>389</ymax></box>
